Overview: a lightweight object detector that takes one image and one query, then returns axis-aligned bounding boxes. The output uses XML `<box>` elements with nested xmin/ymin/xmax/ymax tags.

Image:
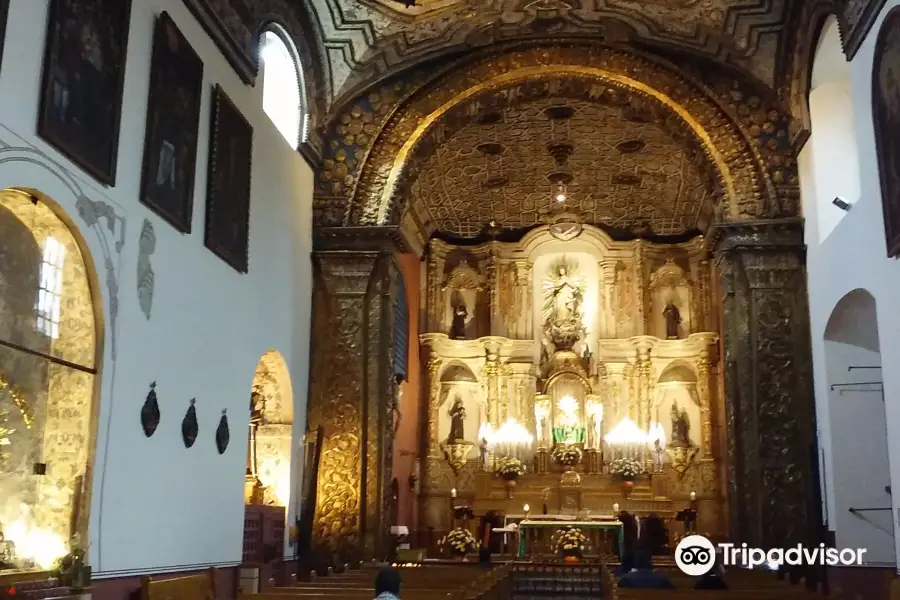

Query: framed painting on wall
<box><xmin>37</xmin><ymin>0</ymin><xmax>133</xmax><ymax>186</ymax></box>
<box><xmin>204</xmin><ymin>85</ymin><xmax>253</xmax><ymax>273</ymax></box>
<box><xmin>139</xmin><ymin>11</ymin><xmax>204</xmax><ymax>233</ymax></box>
<box><xmin>873</xmin><ymin>7</ymin><xmax>900</xmax><ymax>258</ymax></box>
<box><xmin>181</xmin><ymin>0</ymin><xmax>258</xmax><ymax>85</ymax></box>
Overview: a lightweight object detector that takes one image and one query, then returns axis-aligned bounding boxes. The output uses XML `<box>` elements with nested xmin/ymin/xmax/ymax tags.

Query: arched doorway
<box><xmin>0</xmin><ymin>188</ymin><xmax>101</xmax><ymax>569</ymax></box>
<box><xmin>244</xmin><ymin>350</ymin><xmax>294</xmax><ymax>564</ymax></box>
<box><xmin>824</xmin><ymin>289</ymin><xmax>894</xmax><ymax>566</ymax></box>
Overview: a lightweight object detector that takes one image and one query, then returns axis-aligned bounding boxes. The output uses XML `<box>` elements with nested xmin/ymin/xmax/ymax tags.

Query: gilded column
<box><xmin>635</xmin><ymin>343</ymin><xmax>652</xmax><ymax>430</ymax></box>
<box><xmin>308</xmin><ymin>250</ymin><xmax>399</xmax><ymax>561</ymax></box>
<box><xmin>713</xmin><ymin>218</ymin><xmax>818</xmax><ymax>551</ymax></box>
<box><xmin>633</xmin><ymin>242</ymin><xmax>646</xmax><ymax>334</ymax></box>
<box><xmin>426</xmin><ymin>246</ymin><xmax>446</xmax><ymax>333</ymax></box>
<box><xmin>696</xmin><ymin>349</ymin><xmax>713</xmax><ymax>458</ymax></box>
<box><xmin>425</xmin><ymin>350</ymin><xmax>443</xmax><ymax>457</ymax></box>
<box><xmin>696</xmin><ymin>258</ymin><xmax>711</xmax><ymax>332</ymax></box>
<box><xmin>515</xmin><ymin>260</ymin><xmax>533</xmax><ymax>339</ymax></box>
<box><xmin>483</xmin><ymin>346</ymin><xmax>501</xmax><ymax>428</ymax></box>
<box><xmin>498</xmin><ymin>364</ymin><xmax>509</xmax><ymax>423</ymax></box>
<box><xmin>625</xmin><ymin>363</ymin><xmax>637</xmax><ymax>422</ymax></box>
<box><xmin>487</xmin><ymin>247</ymin><xmax>500</xmax><ymax>335</ymax></box>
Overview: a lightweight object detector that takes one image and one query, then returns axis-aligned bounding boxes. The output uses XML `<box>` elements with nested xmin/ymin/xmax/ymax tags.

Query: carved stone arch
<box><xmin>346</xmin><ymin>44</ymin><xmax>778</xmax><ymax>230</ymax></box>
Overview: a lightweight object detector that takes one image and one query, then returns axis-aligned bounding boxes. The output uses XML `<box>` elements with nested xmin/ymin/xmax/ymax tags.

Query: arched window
<box><xmin>259</xmin><ymin>27</ymin><xmax>306</xmax><ymax>149</ymax></box>
<box><xmin>800</xmin><ymin>16</ymin><xmax>860</xmax><ymax>244</ymax></box>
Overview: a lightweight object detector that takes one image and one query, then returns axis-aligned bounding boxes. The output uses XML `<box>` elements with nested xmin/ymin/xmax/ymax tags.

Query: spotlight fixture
<box><xmin>833</xmin><ymin>197</ymin><xmax>852</xmax><ymax>211</ymax></box>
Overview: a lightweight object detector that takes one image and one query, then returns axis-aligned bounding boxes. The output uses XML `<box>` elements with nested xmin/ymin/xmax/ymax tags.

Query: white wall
<box><xmin>825</xmin><ymin>342</ymin><xmax>893</xmax><ymax>565</ymax></box>
<box><xmin>801</xmin><ymin>1</ymin><xmax>900</xmax><ymax>569</ymax></box>
<box><xmin>0</xmin><ymin>0</ymin><xmax>314</xmax><ymax>576</ymax></box>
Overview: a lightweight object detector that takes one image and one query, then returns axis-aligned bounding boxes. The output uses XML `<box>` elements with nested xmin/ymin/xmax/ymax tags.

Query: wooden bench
<box><xmin>140</xmin><ymin>568</ymin><xmax>216</xmax><ymax>600</ymax></box>
<box><xmin>605</xmin><ymin>564</ymin><xmax>822</xmax><ymax>599</ymax></box>
<box><xmin>242</xmin><ymin>564</ymin><xmax>510</xmax><ymax>600</ymax></box>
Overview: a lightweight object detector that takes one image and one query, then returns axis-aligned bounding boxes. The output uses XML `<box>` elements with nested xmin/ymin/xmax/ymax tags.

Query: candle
<box><xmin>690</xmin><ymin>491</ymin><xmax>696</xmax><ymax>501</ymax></box>
<box><xmin>613</xmin><ymin>503</ymin><xmax>619</xmax><ymax>513</ymax></box>
<box><xmin>451</xmin><ymin>488</ymin><xmax>457</xmax><ymax>498</ymax></box>
<box><xmin>523</xmin><ymin>504</ymin><xmax>530</xmax><ymax>513</ymax></box>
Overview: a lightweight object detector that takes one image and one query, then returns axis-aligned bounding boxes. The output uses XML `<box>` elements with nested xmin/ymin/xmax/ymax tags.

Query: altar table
<box><xmin>516</xmin><ymin>520</ymin><xmax>624</xmax><ymax>559</ymax></box>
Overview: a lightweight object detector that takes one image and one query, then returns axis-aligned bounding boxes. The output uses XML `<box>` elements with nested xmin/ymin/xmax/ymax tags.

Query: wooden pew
<box><xmin>606</xmin><ymin>564</ymin><xmax>822</xmax><ymax>600</ymax></box>
<box><xmin>242</xmin><ymin>564</ymin><xmax>510</xmax><ymax>600</ymax></box>
<box><xmin>140</xmin><ymin>568</ymin><xmax>216</xmax><ymax>600</ymax></box>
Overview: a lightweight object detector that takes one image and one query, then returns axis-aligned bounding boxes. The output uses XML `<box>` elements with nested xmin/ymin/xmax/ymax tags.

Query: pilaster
<box><xmin>712</xmin><ymin>218</ymin><xmax>818</xmax><ymax>551</ymax></box>
<box><xmin>307</xmin><ymin>240</ymin><xmax>400</xmax><ymax>561</ymax></box>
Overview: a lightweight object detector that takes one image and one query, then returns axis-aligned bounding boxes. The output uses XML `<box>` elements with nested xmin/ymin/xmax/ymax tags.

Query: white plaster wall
<box><xmin>0</xmin><ymin>0</ymin><xmax>313</xmax><ymax>576</ymax></box>
<box><xmin>825</xmin><ymin>342</ymin><xmax>893</xmax><ymax>565</ymax></box>
<box><xmin>801</xmin><ymin>2</ymin><xmax>900</xmax><ymax>569</ymax></box>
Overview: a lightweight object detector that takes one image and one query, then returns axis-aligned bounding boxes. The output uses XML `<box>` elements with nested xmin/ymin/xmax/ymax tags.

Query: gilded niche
<box><xmin>0</xmin><ymin>190</ymin><xmax>98</xmax><ymax>569</ymax></box>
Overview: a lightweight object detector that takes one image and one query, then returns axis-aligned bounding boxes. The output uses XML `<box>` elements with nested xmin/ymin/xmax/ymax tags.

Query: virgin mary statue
<box><xmin>542</xmin><ymin>261</ymin><xmax>585</xmax><ymax>326</ymax></box>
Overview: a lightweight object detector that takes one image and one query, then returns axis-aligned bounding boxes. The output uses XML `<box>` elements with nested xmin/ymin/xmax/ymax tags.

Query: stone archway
<box><xmin>0</xmin><ymin>187</ymin><xmax>103</xmax><ymax>569</ymax></box>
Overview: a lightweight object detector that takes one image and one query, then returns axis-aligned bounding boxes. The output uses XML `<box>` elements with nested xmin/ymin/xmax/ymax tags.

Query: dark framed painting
<box><xmin>204</xmin><ymin>85</ymin><xmax>253</xmax><ymax>273</ymax></box>
<box><xmin>0</xmin><ymin>0</ymin><xmax>9</xmax><ymax>69</ymax></box>
<box><xmin>873</xmin><ymin>7</ymin><xmax>900</xmax><ymax>258</ymax></box>
<box><xmin>37</xmin><ymin>0</ymin><xmax>133</xmax><ymax>186</ymax></box>
<box><xmin>139</xmin><ymin>12</ymin><xmax>204</xmax><ymax>233</ymax></box>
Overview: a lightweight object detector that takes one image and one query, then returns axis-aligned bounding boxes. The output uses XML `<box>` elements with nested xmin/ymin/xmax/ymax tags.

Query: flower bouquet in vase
<box><xmin>553</xmin><ymin>526</ymin><xmax>588</xmax><ymax>563</ymax></box>
<box><xmin>610</xmin><ymin>457</ymin><xmax>644</xmax><ymax>498</ymax></box>
<box><xmin>496</xmin><ymin>456</ymin><xmax>526</xmax><ymax>497</ymax></box>
<box><xmin>552</xmin><ymin>444</ymin><xmax>583</xmax><ymax>468</ymax></box>
<box><xmin>439</xmin><ymin>527</ymin><xmax>477</xmax><ymax>559</ymax></box>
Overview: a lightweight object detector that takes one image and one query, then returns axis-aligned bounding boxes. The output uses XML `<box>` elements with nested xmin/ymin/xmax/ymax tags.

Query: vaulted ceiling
<box><xmin>406</xmin><ymin>96</ymin><xmax>714</xmax><ymax>239</ymax></box>
<box><xmin>305</xmin><ymin>0</ymin><xmax>792</xmax><ymax>102</ymax></box>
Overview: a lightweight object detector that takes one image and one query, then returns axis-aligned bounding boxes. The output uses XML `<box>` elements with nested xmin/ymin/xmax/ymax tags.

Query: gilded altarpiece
<box><xmin>420</xmin><ymin>226</ymin><xmax>725</xmax><ymax>539</ymax></box>
<box><xmin>307</xmin><ymin>250</ymin><xmax>399</xmax><ymax>560</ymax></box>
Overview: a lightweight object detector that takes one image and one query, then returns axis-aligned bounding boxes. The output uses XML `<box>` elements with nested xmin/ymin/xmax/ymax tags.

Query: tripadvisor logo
<box><xmin>675</xmin><ymin>535</ymin><xmax>868</xmax><ymax>576</ymax></box>
<box><xmin>675</xmin><ymin>535</ymin><xmax>716</xmax><ymax>576</ymax></box>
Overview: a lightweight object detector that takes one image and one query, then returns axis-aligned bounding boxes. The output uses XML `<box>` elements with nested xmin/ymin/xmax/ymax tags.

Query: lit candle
<box><xmin>451</xmin><ymin>488</ymin><xmax>457</xmax><ymax>498</ymax></box>
<box><xmin>613</xmin><ymin>503</ymin><xmax>619</xmax><ymax>513</ymax></box>
<box><xmin>690</xmin><ymin>491</ymin><xmax>696</xmax><ymax>501</ymax></box>
<box><xmin>523</xmin><ymin>504</ymin><xmax>530</xmax><ymax>513</ymax></box>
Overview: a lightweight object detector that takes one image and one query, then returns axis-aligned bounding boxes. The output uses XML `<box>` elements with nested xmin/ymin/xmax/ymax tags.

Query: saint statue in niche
<box><xmin>447</xmin><ymin>395</ymin><xmax>466</xmax><ymax>442</ymax></box>
<box><xmin>547</xmin><ymin>266</ymin><xmax>582</xmax><ymax>323</ymax></box>
<box><xmin>670</xmin><ymin>401</ymin><xmax>691</xmax><ymax>447</ymax></box>
<box><xmin>449</xmin><ymin>295</ymin><xmax>468</xmax><ymax>339</ymax></box>
<box><xmin>663</xmin><ymin>301</ymin><xmax>681</xmax><ymax>339</ymax></box>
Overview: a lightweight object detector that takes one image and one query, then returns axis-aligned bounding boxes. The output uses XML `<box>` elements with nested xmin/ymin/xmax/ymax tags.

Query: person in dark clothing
<box><xmin>617</xmin><ymin>550</ymin><xmax>675</xmax><ymax>589</ymax></box>
<box><xmin>615</xmin><ymin>550</ymin><xmax>635</xmax><ymax>576</ymax></box>
<box><xmin>374</xmin><ymin>567</ymin><xmax>402</xmax><ymax>600</ymax></box>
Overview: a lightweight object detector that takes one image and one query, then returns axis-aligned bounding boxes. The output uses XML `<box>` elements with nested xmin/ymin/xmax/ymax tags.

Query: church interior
<box><xmin>2</xmin><ymin>0</ymin><xmax>900</xmax><ymax>599</ymax></box>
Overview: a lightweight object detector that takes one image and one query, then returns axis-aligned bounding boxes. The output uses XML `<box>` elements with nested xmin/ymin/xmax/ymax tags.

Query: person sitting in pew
<box><xmin>615</xmin><ymin>550</ymin><xmax>635</xmax><ymax>576</ymax></box>
<box><xmin>374</xmin><ymin>566</ymin><xmax>402</xmax><ymax>600</ymax></box>
<box><xmin>617</xmin><ymin>550</ymin><xmax>676</xmax><ymax>590</ymax></box>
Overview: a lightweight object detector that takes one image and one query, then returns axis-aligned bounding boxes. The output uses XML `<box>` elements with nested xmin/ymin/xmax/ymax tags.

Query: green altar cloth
<box><xmin>516</xmin><ymin>520</ymin><xmax>624</xmax><ymax>559</ymax></box>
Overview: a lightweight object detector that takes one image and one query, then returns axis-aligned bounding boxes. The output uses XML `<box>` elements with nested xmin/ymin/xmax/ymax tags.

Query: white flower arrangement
<box><xmin>439</xmin><ymin>527</ymin><xmax>477</xmax><ymax>556</ymax></box>
<box><xmin>495</xmin><ymin>456</ymin><xmax>526</xmax><ymax>479</ymax></box>
<box><xmin>552</xmin><ymin>444</ymin><xmax>582</xmax><ymax>466</ymax></box>
<box><xmin>553</xmin><ymin>527</ymin><xmax>588</xmax><ymax>556</ymax></box>
<box><xmin>609</xmin><ymin>457</ymin><xmax>644</xmax><ymax>481</ymax></box>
